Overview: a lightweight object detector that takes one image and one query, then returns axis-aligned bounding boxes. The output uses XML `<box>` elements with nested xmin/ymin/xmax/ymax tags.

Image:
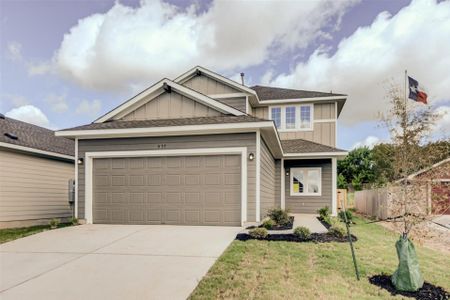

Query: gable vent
<box><xmin>4</xmin><ymin>132</ymin><xmax>18</xmax><ymax>140</ymax></box>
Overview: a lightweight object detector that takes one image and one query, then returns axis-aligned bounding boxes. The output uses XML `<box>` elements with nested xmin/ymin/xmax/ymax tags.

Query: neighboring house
<box><xmin>0</xmin><ymin>115</ymin><xmax>75</xmax><ymax>228</ymax></box>
<box><xmin>408</xmin><ymin>157</ymin><xmax>450</xmax><ymax>215</ymax></box>
<box><xmin>56</xmin><ymin>66</ymin><xmax>347</xmax><ymax>226</ymax></box>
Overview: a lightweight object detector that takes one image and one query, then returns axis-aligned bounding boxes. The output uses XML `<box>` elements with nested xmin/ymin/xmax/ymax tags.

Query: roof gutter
<box><xmin>283</xmin><ymin>151</ymin><xmax>348</xmax><ymax>159</ymax></box>
<box><xmin>260</xmin><ymin>96</ymin><xmax>346</xmax><ymax>104</ymax></box>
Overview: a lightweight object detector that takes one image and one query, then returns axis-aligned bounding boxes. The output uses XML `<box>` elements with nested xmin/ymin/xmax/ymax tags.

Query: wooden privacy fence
<box><xmin>354</xmin><ymin>186</ymin><xmax>430</xmax><ymax>220</ymax></box>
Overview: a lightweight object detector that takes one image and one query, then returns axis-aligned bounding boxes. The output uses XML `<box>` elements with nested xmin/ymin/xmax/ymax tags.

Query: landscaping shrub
<box><xmin>49</xmin><ymin>218</ymin><xmax>60</xmax><ymax>229</ymax></box>
<box><xmin>261</xmin><ymin>219</ymin><xmax>275</xmax><ymax>230</ymax></box>
<box><xmin>338</xmin><ymin>210</ymin><xmax>353</xmax><ymax>223</ymax></box>
<box><xmin>249</xmin><ymin>228</ymin><xmax>268</xmax><ymax>239</ymax></box>
<box><xmin>293</xmin><ymin>226</ymin><xmax>311</xmax><ymax>240</ymax></box>
<box><xmin>329</xmin><ymin>224</ymin><xmax>346</xmax><ymax>238</ymax></box>
<box><xmin>70</xmin><ymin>217</ymin><xmax>79</xmax><ymax>225</ymax></box>
<box><xmin>317</xmin><ymin>206</ymin><xmax>332</xmax><ymax>225</ymax></box>
<box><xmin>267</xmin><ymin>208</ymin><xmax>290</xmax><ymax>226</ymax></box>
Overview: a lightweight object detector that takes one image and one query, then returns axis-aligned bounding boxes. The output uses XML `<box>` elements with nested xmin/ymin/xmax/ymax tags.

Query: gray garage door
<box><xmin>92</xmin><ymin>155</ymin><xmax>241</xmax><ymax>226</ymax></box>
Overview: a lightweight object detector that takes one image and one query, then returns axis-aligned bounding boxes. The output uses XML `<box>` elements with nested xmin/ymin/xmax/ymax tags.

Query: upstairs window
<box><xmin>285</xmin><ymin>106</ymin><xmax>296</xmax><ymax>129</ymax></box>
<box><xmin>271</xmin><ymin>107</ymin><xmax>281</xmax><ymax>128</ymax></box>
<box><xmin>269</xmin><ymin>104</ymin><xmax>313</xmax><ymax>131</ymax></box>
<box><xmin>300</xmin><ymin>105</ymin><xmax>312</xmax><ymax>129</ymax></box>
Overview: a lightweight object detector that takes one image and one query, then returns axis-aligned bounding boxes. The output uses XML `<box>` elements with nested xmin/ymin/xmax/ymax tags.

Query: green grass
<box><xmin>0</xmin><ymin>223</ymin><xmax>73</xmax><ymax>244</ymax></box>
<box><xmin>189</xmin><ymin>216</ymin><xmax>450</xmax><ymax>299</ymax></box>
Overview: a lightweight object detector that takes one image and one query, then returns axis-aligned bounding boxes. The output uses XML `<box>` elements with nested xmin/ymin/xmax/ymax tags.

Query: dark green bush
<box><xmin>338</xmin><ymin>210</ymin><xmax>353</xmax><ymax>223</ymax></box>
<box><xmin>329</xmin><ymin>225</ymin><xmax>346</xmax><ymax>238</ymax></box>
<box><xmin>261</xmin><ymin>219</ymin><xmax>275</xmax><ymax>230</ymax></box>
<box><xmin>317</xmin><ymin>206</ymin><xmax>332</xmax><ymax>225</ymax></box>
<box><xmin>293</xmin><ymin>226</ymin><xmax>311</xmax><ymax>239</ymax></box>
<box><xmin>49</xmin><ymin>218</ymin><xmax>60</xmax><ymax>229</ymax></box>
<box><xmin>249</xmin><ymin>228</ymin><xmax>268</xmax><ymax>239</ymax></box>
<box><xmin>267</xmin><ymin>208</ymin><xmax>290</xmax><ymax>226</ymax></box>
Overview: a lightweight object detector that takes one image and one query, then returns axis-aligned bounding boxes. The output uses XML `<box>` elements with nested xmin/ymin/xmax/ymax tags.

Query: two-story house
<box><xmin>56</xmin><ymin>66</ymin><xmax>347</xmax><ymax>226</ymax></box>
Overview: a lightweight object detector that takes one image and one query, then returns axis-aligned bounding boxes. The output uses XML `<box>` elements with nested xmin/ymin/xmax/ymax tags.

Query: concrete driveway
<box><xmin>0</xmin><ymin>224</ymin><xmax>240</xmax><ymax>300</ymax></box>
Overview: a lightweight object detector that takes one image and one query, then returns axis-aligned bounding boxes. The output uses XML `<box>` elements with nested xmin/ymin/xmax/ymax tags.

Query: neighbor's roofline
<box><xmin>94</xmin><ymin>78</ymin><xmax>245</xmax><ymax>123</ymax></box>
<box><xmin>0</xmin><ymin>141</ymin><xmax>74</xmax><ymax>161</ymax></box>
<box><xmin>407</xmin><ymin>157</ymin><xmax>450</xmax><ymax>179</ymax></box>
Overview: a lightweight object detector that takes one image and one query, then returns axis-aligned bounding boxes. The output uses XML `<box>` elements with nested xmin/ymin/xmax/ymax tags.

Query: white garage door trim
<box><xmin>85</xmin><ymin>147</ymin><xmax>247</xmax><ymax>225</ymax></box>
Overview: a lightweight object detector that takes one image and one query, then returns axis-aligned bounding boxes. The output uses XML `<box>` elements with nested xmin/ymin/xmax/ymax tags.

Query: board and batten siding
<box><xmin>0</xmin><ymin>149</ymin><xmax>73</xmax><ymax>228</ymax></box>
<box><xmin>182</xmin><ymin>74</ymin><xmax>242</xmax><ymax>95</ymax></box>
<box><xmin>251</xmin><ymin>103</ymin><xmax>337</xmax><ymax>147</ymax></box>
<box><xmin>216</xmin><ymin>97</ymin><xmax>246</xmax><ymax>113</ymax></box>
<box><xmin>260</xmin><ymin>138</ymin><xmax>278</xmax><ymax>217</ymax></box>
<box><xmin>77</xmin><ymin>133</ymin><xmax>257</xmax><ymax>222</ymax></box>
<box><xmin>284</xmin><ymin>159</ymin><xmax>332</xmax><ymax>214</ymax></box>
<box><xmin>120</xmin><ymin>91</ymin><xmax>223</xmax><ymax>121</ymax></box>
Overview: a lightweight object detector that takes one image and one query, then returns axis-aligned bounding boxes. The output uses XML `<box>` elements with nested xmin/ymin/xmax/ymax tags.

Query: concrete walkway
<box><xmin>0</xmin><ymin>225</ymin><xmax>240</xmax><ymax>300</ymax></box>
<box><xmin>292</xmin><ymin>214</ymin><xmax>328</xmax><ymax>233</ymax></box>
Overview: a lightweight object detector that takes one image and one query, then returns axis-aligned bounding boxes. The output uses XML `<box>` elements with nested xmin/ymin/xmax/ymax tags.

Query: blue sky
<box><xmin>1</xmin><ymin>0</ymin><xmax>449</xmax><ymax>149</ymax></box>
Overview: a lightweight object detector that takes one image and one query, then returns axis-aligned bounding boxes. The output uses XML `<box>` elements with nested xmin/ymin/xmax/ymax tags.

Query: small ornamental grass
<box><xmin>293</xmin><ymin>226</ymin><xmax>311</xmax><ymax>240</ymax></box>
<box><xmin>329</xmin><ymin>224</ymin><xmax>346</xmax><ymax>238</ymax></box>
<box><xmin>248</xmin><ymin>228</ymin><xmax>268</xmax><ymax>239</ymax></box>
<box><xmin>261</xmin><ymin>219</ymin><xmax>276</xmax><ymax>230</ymax></box>
<box><xmin>49</xmin><ymin>218</ymin><xmax>60</xmax><ymax>229</ymax></box>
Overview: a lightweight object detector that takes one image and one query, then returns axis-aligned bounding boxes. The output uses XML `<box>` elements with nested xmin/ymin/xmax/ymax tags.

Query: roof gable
<box><xmin>95</xmin><ymin>79</ymin><xmax>245</xmax><ymax>123</ymax></box>
<box><xmin>174</xmin><ymin>66</ymin><xmax>257</xmax><ymax>96</ymax></box>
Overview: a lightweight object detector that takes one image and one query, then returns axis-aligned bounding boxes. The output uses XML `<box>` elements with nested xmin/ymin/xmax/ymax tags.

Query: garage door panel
<box><xmin>93</xmin><ymin>154</ymin><xmax>241</xmax><ymax>226</ymax></box>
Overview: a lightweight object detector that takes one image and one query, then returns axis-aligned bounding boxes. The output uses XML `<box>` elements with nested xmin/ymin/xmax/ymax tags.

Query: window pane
<box><xmin>292</xmin><ymin>169</ymin><xmax>305</xmax><ymax>193</ymax></box>
<box><xmin>307</xmin><ymin>169</ymin><xmax>320</xmax><ymax>193</ymax></box>
<box><xmin>271</xmin><ymin>107</ymin><xmax>281</xmax><ymax>128</ymax></box>
<box><xmin>285</xmin><ymin>106</ymin><xmax>296</xmax><ymax>129</ymax></box>
<box><xmin>300</xmin><ymin>106</ymin><xmax>311</xmax><ymax>129</ymax></box>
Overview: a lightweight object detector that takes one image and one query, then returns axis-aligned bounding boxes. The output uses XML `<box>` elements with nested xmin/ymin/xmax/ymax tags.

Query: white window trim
<box><xmin>290</xmin><ymin>167</ymin><xmax>322</xmax><ymax>196</ymax></box>
<box><xmin>84</xmin><ymin>147</ymin><xmax>247</xmax><ymax>226</ymax></box>
<box><xmin>268</xmin><ymin>104</ymin><xmax>314</xmax><ymax>132</ymax></box>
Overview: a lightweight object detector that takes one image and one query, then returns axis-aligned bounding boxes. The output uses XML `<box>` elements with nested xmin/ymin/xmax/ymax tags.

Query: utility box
<box><xmin>68</xmin><ymin>179</ymin><xmax>75</xmax><ymax>204</ymax></box>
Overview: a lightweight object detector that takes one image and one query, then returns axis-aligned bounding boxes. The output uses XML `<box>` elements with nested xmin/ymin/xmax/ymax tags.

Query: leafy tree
<box><xmin>338</xmin><ymin>147</ymin><xmax>377</xmax><ymax>190</ymax></box>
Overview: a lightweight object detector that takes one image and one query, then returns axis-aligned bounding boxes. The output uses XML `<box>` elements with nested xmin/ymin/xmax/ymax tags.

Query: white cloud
<box><xmin>5</xmin><ymin>105</ymin><xmax>50</xmax><ymax>128</ymax></box>
<box><xmin>76</xmin><ymin>99</ymin><xmax>102</xmax><ymax>117</ymax></box>
<box><xmin>268</xmin><ymin>0</ymin><xmax>450</xmax><ymax>125</ymax></box>
<box><xmin>433</xmin><ymin>105</ymin><xmax>450</xmax><ymax>139</ymax></box>
<box><xmin>28</xmin><ymin>61</ymin><xmax>52</xmax><ymax>76</ymax></box>
<box><xmin>52</xmin><ymin>0</ymin><xmax>357</xmax><ymax>91</ymax></box>
<box><xmin>45</xmin><ymin>94</ymin><xmax>69</xmax><ymax>113</ymax></box>
<box><xmin>2</xmin><ymin>93</ymin><xmax>29</xmax><ymax>107</ymax></box>
<box><xmin>6</xmin><ymin>41</ymin><xmax>23</xmax><ymax>62</ymax></box>
<box><xmin>351</xmin><ymin>136</ymin><xmax>381</xmax><ymax>149</ymax></box>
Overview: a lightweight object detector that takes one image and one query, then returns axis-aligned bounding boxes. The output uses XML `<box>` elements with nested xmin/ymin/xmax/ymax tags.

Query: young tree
<box><xmin>381</xmin><ymin>82</ymin><xmax>444</xmax><ymax>292</ymax></box>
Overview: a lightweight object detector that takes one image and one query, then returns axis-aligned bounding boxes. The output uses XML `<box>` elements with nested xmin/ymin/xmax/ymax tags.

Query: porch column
<box><xmin>281</xmin><ymin>158</ymin><xmax>285</xmax><ymax>209</ymax></box>
<box><xmin>332</xmin><ymin>157</ymin><xmax>337</xmax><ymax>216</ymax></box>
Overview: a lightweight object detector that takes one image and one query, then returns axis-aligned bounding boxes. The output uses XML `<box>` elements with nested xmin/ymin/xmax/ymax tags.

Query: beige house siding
<box><xmin>216</xmin><ymin>97</ymin><xmax>246</xmax><ymax>112</ymax></box>
<box><xmin>260</xmin><ymin>139</ymin><xmax>277</xmax><ymax>218</ymax></box>
<box><xmin>182</xmin><ymin>74</ymin><xmax>242</xmax><ymax>95</ymax></box>
<box><xmin>0</xmin><ymin>149</ymin><xmax>74</xmax><ymax>228</ymax></box>
<box><xmin>77</xmin><ymin>133</ymin><xmax>257</xmax><ymax>222</ymax></box>
<box><xmin>120</xmin><ymin>91</ymin><xmax>223</xmax><ymax>121</ymax></box>
<box><xmin>284</xmin><ymin>159</ymin><xmax>332</xmax><ymax>214</ymax></box>
<box><xmin>251</xmin><ymin>102</ymin><xmax>336</xmax><ymax>146</ymax></box>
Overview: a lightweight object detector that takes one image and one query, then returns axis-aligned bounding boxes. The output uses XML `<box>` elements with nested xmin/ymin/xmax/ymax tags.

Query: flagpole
<box><xmin>405</xmin><ymin>70</ymin><xmax>407</xmax><ymax>106</ymax></box>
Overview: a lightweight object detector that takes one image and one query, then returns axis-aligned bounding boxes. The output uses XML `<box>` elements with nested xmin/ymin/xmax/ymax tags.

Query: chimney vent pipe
<box><xmin>240</xmin><ymin>73</ymin><xmax>245</xmax><ymax>85</ymax></box>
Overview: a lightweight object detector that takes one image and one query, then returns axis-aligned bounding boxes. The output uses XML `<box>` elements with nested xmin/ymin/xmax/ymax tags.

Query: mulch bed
<box><xmin>316</xmin><ymin>217</ymin><xmax>331</xmax><ymax>229</ymax></box>
<box><xmin>369</xmin><ymin>274</ymin><xmax>449</xmax><ymax>300</ymax></box>
<box><xmin>236</xmin><ymin>232</ymin><xmax>357</xmax><ymax>243</ymax></box>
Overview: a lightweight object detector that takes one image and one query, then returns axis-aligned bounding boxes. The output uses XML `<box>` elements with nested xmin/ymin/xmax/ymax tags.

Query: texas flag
<box><xmin>408</xmin><ymin>76</ymin><xmax>428</xmax><ymax>104</ymax></box>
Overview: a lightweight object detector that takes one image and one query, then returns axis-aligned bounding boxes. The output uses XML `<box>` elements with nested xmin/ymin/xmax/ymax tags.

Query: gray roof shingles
<box><xmin>281</xmin><ymin>139</ymin><xmax>346</xmax><ymax>154</ymax></box>
<box><xmin>251</xmin><ymin>85</ymin><xmax>346</xmax><ymax>101</ymax></box>
<box><xmin>0</xmin><ymin>116</ymin><xmax>74</xmax><ymax>157</ymax></box>
<box><xmin>60</xmin><ymin>115</ymin><xmax>268</xmax><ymax>131</ymax></box>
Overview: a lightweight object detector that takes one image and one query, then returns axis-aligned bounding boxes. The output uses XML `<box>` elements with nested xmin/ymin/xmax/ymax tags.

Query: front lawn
<box><xmin>189</xmin><ymin>216</ymin><xmax>450</xmax><ymax>299</ymax></box>
<box><xmin>0</xmin><ymin>223</ymin><xmax>73</xmax><ymax>244</ymax></box>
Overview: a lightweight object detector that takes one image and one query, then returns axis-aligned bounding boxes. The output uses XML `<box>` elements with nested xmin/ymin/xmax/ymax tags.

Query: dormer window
<box><xmin>269</xmin><ymin>104</ymin><xmax>313</xmax><ymax>131</ymax></box>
